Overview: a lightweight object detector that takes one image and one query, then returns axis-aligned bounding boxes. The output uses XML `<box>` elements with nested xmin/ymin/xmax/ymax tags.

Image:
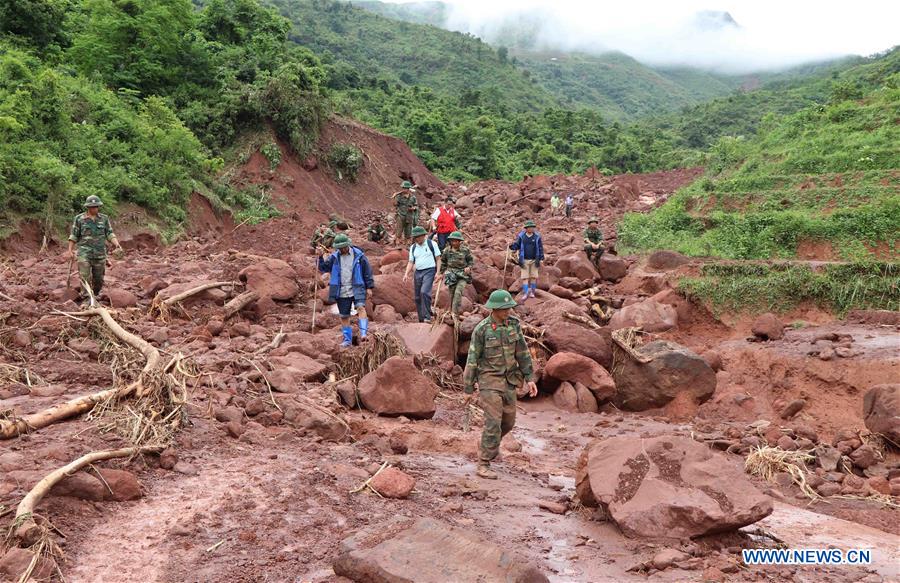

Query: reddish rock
<box><xmin>597</xmin><ymin>254</ymin><xmax>628</xmax><ymax>281</ymax></box>
<box><xmin>245</xmin><ymin>397</ymin><xmax>266</xmax><ymax>416</ymax></box>
<box><xmin>68</xmin><ymin>337</ymin><xmax>100</xmax><ymax>358</ymax></box>
<box><xmin>380</xmin><ymin>249</ymin><xmax>407</xmax><ymax>266</ymax></box>
<box><xmin>849</xmin><ymin>444</ymin><xmax>878</xmax><ymax>469</ymax></box>
<box><xmin>276</xmin><ymin>395</ymin><xmax>348</xmax><ymax>441</ymax></box>
<box><xmin>51</xmin><ymin>472</ymin><xmax>108</xmax><ymax>501</ymax></box>
<box><xmin>159</xmin><ymin>448</ymin><xmax>178</xmax><ymax>470</ymax></box>
<box><xmin>780</xmin><ymin>399</ymin><xmax>806</xmax><ymax>419</ymax></box>
<box><xmin>553</xmin><ymin>382</ymin><xmax>579</xmax><ymax>412</ymax></box>
<box><xmin>357</xmin><ymin>356</ymin><xmax>438</xmax><ymax>419</ymax></box>
<box><xmin>0</xmin><ymin>548</ymin><xmax>55</xmax><ymax>581</ymax></box>
<box><xmin>230</xmin><ymin>321</ymin><xmax>251</xmax><ymax>337</ymax></box>
<box><xmin>206</xmin><ymin>319</ymin><xmax>224</xmax><ymax>336</ymax></box>
<box><xmin>140</xmin><ymin>277</ymin><xmax>168</xmax><ymax>298</ymax></box>
<box><xmin>543</xmin><ymin>324</ymin><xmax>612</xmax><ymax>369</ymax></box>
<box><xmin>238</xmin><ymin>258</ymin><xmax>299</xmax><ymax>301</ymax></box>
<box><xmin>544</xmin><ymin>352</ymin><xmax>615</xmax><ymax>401</ymax></box>
<box><xmin>576</xmin><ymin>435</ymin><xmax>772</xmax><ymax>539</ymax></box>
<box><xmin>647</xmin><ymin>250</ymin><xmax>690</xmax><ymax>270</ymax></box>
<box><xmin>96</xmin><ymin>468</ymin><xmax>143</xmax><ymax>501</ymax></box>
<box><xmin>862</xmin><ymin>384</ymin><xmax>900</xmax><ymax>444</ymax></box>
<box><xmin>555</xmin><ymin>253</ymin><xmax>599</xmax><ymax>281</ymax></box>
<box><xmin>776</xmin><ymin>435</ymin><xmax>798</xmax><ymax>451</ymax></box>
<box><xmin>371</xmin><ymin>274</ymin><xmax>416</xmax><ymax>316</ymax></box>
<box><xmin>391</xmin><ymin>323</ymin><xmax>455</xmax><ymax>362</ymax></box>
<box><xmin>369</xmin><ymin>467</ymin><xmax>416</xmax><ymax>499</ymax></box>
<box><xmin>373</xmin><ymin>303</ymin><xmax>402</xmax><ymax>323</ymax></box>
<box><xmin>700</xmin><ymin>350</ymin><xmax>723</xmax><ymax>372</ymax></box>
<box><xmin>268</xmin><ymin>353</ymin><xmax>330</xmax><ymax>388</ymax></box>
<box><xmin>225</xmin><ymin>420</ymin><xmax>245</xmax><ymax>438</ymax></box>
<box><xmin>29</xmin><ymin>384</ymin><xmax>68</xmax><ymax>397</ymax></box>
<box><xmin>214</xmin><ymin>406</ymin><xmax>243</xmax><ymax>424</ymax></box>
<box><xmin>106</xmin><ymin>288</ymin><xmax>139</xmax><ymax>308</ymax></box>
<box><xmin>333</xmin><ymin>518</ymin><xmax>548</xmax><ymax>583</ymax></box>
<box><xmin>612</xmin><ymin>340</ymin><xmax>716</xmax><ymax>411</ymax></box>
<box><xmin>471</xmin><ymin>263</ymin><xmax>505</xmax><ymax>297</ymax></box>
<box><xmin>575</xmin><ymin>382</ymin><xmax>599</xmax><ymax>413</ymax></box>
<box><xmin>868</xmin><ymin>476</ymin><xmax>891</xmax><ymax>496</ymax></box>
<box><xmin>11</xmin><ymin>329</ymin><xmax>32</xmax><ymax>347</ymax></box>
<box><xmin>548</xmin><ymin>285</ymin><xmax>574</xmax><ymax>299</ymax></box>
<box><xmin>609</xmin><ymin>298</ymin><xmax>677</xmax><ymax>333</ymax></box>
<box><xmin>751</xmin><ymin>313</ymin><xmax>784</xmax><ymax>341</ymax></box>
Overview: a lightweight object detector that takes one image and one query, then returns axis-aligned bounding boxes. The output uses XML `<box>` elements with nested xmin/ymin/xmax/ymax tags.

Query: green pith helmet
<box><xmin>485</xmin><ymin>289</ymin><xmax>517</xmax><ymax>310</ymax></box>
<box><xmin>411</xmin><ymin>226</ymin><xmax>428</xmax><ymax>237</ymax></box>
<box><xmin>333</xmin><ymin>234</ymin><xmax>351</xmax><ymax>249</ymax></box>
<box><xmin>84</xmin><ymin>195</ymin><xmax>103</xmax><ymax>208</ymax></box>
<box><xmin>524</xmin><ymin>220</ymin><xmax>536</xmax><ymax>228</ymax></box>
<box><xmin>448</xmin><ymin>231</ymin><xmax>464</xmax><ymax>241</ymax></box>
<box><xmin>446</xmin><ymin>197</ymin><xmax>456</xmax><ymax>204</ymax></box>
<box><xmin>588</xmin><ymin>216</ymin><xmax>599</xmax><ymax>224</ymax></box>
<box><xmin>328</xmin><ymin>220</ymin><xmax>338</xmax><ymax>228</ymax></box>
<box><xmin>401</xmin><ymin>180</ymin><xmax>413</xmax><ymax>189</ymax></box>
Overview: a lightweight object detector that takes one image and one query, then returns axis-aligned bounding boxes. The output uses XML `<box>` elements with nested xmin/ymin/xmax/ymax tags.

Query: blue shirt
<box><xmin>521</xmin><ymin>234</ymin><xmax>538</xmax><ymax>260</ymax></box>
<box><xmin>409</xmin><ymin>240</ymin><xmax>438</xmax><ymax>270</ymax></box>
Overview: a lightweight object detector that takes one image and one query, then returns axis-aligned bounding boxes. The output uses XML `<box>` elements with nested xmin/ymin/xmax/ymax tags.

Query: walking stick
<box><xmin>66</xmin><ymin>253</ymin><xmax>76</xmax><ymax>291</ymax></box>
<box><xmin>432</xmin><ymin>272</ymin><xmax>443</xmax><ymax>310</ymax></box>
<box><xmin>502</xmin><ymin>249</ymin><xmax>510</xmax><ymax>285</ymax></box>
<box><xmin>311</xmin><ymin>272</ymin><xmax>319</xmax><ymax>332</ymax></box>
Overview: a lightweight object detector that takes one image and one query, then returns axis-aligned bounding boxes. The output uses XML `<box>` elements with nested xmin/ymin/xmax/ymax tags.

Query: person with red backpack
<box><xmin>429</xmin><ymin>197</ymin><xmax>460</xmax><ymax>251</ymax></box>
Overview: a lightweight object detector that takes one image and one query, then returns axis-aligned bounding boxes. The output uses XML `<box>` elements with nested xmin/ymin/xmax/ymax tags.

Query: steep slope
<box><xmin>268</xmin><ymin>0</ymin><xmax>558</xmax><ymax>112</ymax></box>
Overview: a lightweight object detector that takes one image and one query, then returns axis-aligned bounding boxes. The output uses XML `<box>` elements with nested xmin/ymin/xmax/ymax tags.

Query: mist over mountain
<box><xmin>360</xmin><ymin>0</ymin><xmax>899</xmax><ymax>73</ymax></box>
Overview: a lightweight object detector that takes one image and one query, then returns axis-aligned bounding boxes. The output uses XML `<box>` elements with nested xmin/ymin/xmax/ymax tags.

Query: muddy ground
<box><xmin>1</xmin><ymin>161</ymin><xmax>898</xmax><ymax>582</ymax></box>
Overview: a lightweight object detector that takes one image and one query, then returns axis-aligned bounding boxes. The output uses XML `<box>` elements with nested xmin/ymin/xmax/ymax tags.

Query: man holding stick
<box><xmin>64</xmin><ymin>195</ymin><xmax>123</xmax><ymax>304</ymax></box>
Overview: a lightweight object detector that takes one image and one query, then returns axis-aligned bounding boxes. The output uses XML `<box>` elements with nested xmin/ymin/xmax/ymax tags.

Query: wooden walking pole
<box><xmin>432</xmin><ymin>272</ymin><xmax>443</xmax><ymax>309</ymax></box>
<box><xmin>502</xmin><ymin>249</ymin><xmax>510</xmax><ymax>284</ymax></box>
<box><xmin>312</xmin><ymin>246</ymin><xmax>326</xmax><ymax>332</ymax></box>
<box><xmin>66</xmin><ymin>253</ymin><xmax>76</xmax><ymax>291</ymax></box>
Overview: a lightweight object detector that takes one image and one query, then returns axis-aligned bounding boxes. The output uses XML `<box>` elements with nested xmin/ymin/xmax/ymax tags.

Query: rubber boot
<box><xmin>340</xmin><ymin>326</ymin><xmax>353</xmax><ymax>348</ymax></box>
<box><xmin>527</xmin><ymin>283</ymin><xmax>536</xmax><ymax>299</ymax></box>
<box><xmin>476</xmin><ymin>461</ymin><xmax>497</xmax><ymax>480</ymax></box>
<box><xmin>358</xmin><ymin>318</ymin><xmax>369</xmax><ymax>341</ymax></box>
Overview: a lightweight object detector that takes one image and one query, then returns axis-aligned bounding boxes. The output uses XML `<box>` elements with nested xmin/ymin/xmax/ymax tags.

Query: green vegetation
<box><xmin>619</xmin><ymin>67</ymin><xmax>900</xmax><ymax>260</ymax></box>
<box><xmin>679</xmin><ymin>263</ymin><xmax>899</xmax><ymax>316</ymax></box>
<box><xmin>0</xmin><ymin>0</ymin><xmax>329</xmax><ymax>235</ymax></box>
<box><xmin>325</xmin><ymin>143</ymin><xmax>363</xmax><ymax>182</ymax></box>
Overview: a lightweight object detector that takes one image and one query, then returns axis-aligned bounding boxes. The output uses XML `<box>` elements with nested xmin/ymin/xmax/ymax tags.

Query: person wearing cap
<box><xmin>429</xmin><ymin>196</ymin><xmax>460</xmax><ymax>251</ymax></box>
<box><xmin>402</xmin><ymin>225</ymin><xmax>440</xmax><ymax>323</ymax></box>
<box><xmin>583</xmin><ymin>217</ymin><xmax>604</xmax><ymax>267</ymax></box>
<box><xmin>65</xmin><ymin>195</ymin><xmax>122</xmax><ymax>302</ymax></box>
<box><xmin>328</xmin><ymin>213</ymin><xmax>352</xmax><ymax>232</ymax></box>
<box><xmin>463</xmin><ymin>289</ymin><xmax>537</xmax><ymax>479</ymax></box>
<box><xmin>509</xmin><ymin>220</ymin><xmax>544</xmax><ymax>301</ymax></box>
<box><xmin>366</xmin><ymin>215</ymin><xmax>387</xmax><ymax>243</ymax></box>
<box><xmin>318</xmin><ymin>234</ymin><xmax>375</xmax><ymax>347</ymax></box>
<box><xmin>439</xmin><ymin>231</ymin><xmax>474</xmax><ymax>316</ymax></box>
<box><xmin>393</xmin><ymin>181</ymin><xmax>418</xmax><ymax>241</ymax></box>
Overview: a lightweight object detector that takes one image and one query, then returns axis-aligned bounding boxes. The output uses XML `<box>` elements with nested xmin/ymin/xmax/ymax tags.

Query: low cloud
<box><xmin>409</xmin><ymin>0</ymin><xmax>900</xmax><ymax>73</ymax></box>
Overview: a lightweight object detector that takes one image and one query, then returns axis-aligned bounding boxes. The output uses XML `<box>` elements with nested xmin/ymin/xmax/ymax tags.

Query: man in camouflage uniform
<box><xmin>463</xmin><ymin>289</ymin><xmax>537</xmax><ymax>479</ymax></box>
<box><xmin>329</xmin><ymin>213</ymin><xmax>352</xmax><ymax>232</ymax></box>
<box><xmin>393</xmin><ymin>181</ymin><xmax>418</xmax><ymax>241</ymax></box>
<box><xmin>66</xmin><ymin>195</ymin><xmax>122</xmax><ymax>302</ymax></box>
<box><xmin>367</xmin><ymin>215</ymin><xmax>387</xmax><ymax>243</ymax></box>
<box><xmin>583</xmin><ymin>216</ymin><xmax>604</xmax><ymax>267</ymax></box>
<box><xmin>311</xmin><ymin>222</ymin><xmax>335</xmax><ymax>251</ymax></box>
<box><xmin>439</xmin><ymin>231</ymin><xmax>473</xmax><ymax>315</ymax></box>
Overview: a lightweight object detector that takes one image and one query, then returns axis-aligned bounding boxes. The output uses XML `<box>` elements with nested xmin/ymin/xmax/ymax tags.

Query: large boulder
<box><xmin>751</xmin><ymin>313</ymin><xmax>784</xmax><ymax>341</ymax></box>
<box><xmin>576</xmin><ymin>435</ymin><xmax>773</xmax><ymax>539</ymax></box>
<box><xmin>105</xmin><ymin>288</ymin><xmax>139</xmax><ymax>308</ymax></box>
<box><xmin>268</xmin><ymin>354</ymin><xmax>330</xmax><ymax>390</ymax></box>
<box><xmin>553</xmin><ymin>382</ymin><xmax>579</xmax><ymax>411</ymax></box>
<box><xmin>555</xmin><ymin>253</ymin><xmax>598</xmax><ymax>281</ymax></box>
<box><xmin>333</xmin><ymin>518</ymin><xmax>548</xmax><ymax>583</ymax></box>
<box><xmin>471</xmin><ymin>264</ymin><xmax>504</xmax><ymax>297</ymax></box>
<box><xmin>863</xmin><ymin>384</ymin><xmax>900</xmax><ymax>444</ymax></box>
<box><xmin>238</xmin><ymin>258</ymin><xmax>298</xmax><ymax>301</ymax></box>
<box><xmin>544</xmin><ymin>352</ymin><xmax>615</xmax><ymax>401</ymax></box>
<box><xmin>597</xmin><ymin>254</ymin><xmax>628</xmax><ymax>282</ymax></box>
<box><xmin>391</xmin><ymin>323</ymin><xmax>455</xmax><ymax>362</ymax></box>
<box><xmin>371</xmin><ymin>274</ymin><xmax>416</xmax><ymax>316</ymax></box>
<box><xmin>647</xmin><ymin>250</ymin><xmax>690</xmax><ymax>271</ymax></box>
<box><xmin>609</xmin><ymin>299</ymin><xmax>678</xmax><ymax>333</ymax></box>
<box><xmin>276</xmin><ymin>395</ymin><xmax>349</xmax><ymax>441</ymax></box>
<box><xmin>612</xmin><ymin>340</ymin><xmax>715</xmax><ymax>411</ymax></box>
<box><xmin>544</xmin><ymin>324</ymin><xmax>612</xmax><ymax>369</ymax></box>
<box><xmin>357</xmin><ymin>356</ymin><xmax>438</xmax><ymax>419</ymax></box>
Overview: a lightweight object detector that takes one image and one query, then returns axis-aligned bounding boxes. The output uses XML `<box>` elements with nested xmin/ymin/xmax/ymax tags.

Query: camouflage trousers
<box><xmin>584</xmin><ymin>244</ymin><xmax>603</xmax><ymax>264</ymax></box>
<box><xmin>447</xmin><ymin>280</ymin><xmax>467</xmax><ymax>315</ymax></box>
<box><xmin>77</xmin><ymin>256</ymin><xmax>106</xmax><ymax>297</ymax></box>
<box><xmin>478</xmin><ymin>385</ymin><xmax>517</xmax><ymax>462</ymax></box>
<box><xmin>396</xmin><ymin>215</ymin><xmax>414</xmax><ymax>240</ymax></box>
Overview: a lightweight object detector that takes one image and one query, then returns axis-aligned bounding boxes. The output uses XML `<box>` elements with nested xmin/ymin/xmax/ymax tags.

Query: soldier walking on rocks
<box><xmin>318</xmin><ymin>234</ymin><xmax>375</xmax><ymax>347</ymax></box>
<box><xmin>311</xmin><ymin>222</ymin><xmax>335</xmax><ymax>250</ymax></box>
<box><xmin>65</xmin><ymin>195</ymin><xmax>122</xmax><ymax>303</ymax></box>
<box><xmin>440</xmin><ymin>231</ymin><xmax>473</xmax><ymax>316</ymax></box>
<box><xmin>463</xmin><ymin>290</ymin><xmax>537</xmax><ymax>479</ymax></box>
<box><xmin>509</xmin><ymin>220</ymin><xmax>544</xmax><ymax>302</ymax></box>
<box><xmin>393</xmin><ymin>181</ymin><xmax>418</xmax><ymax>241</ymax></box>
<box><xmin>583</xmin><ymin>216</ymin><xmax>604</xmax><ymax>268</ymax></box>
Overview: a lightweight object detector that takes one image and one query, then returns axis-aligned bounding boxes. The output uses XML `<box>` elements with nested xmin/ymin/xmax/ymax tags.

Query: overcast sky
<box><xmin>391</xmin><ymin>0</ymin><xmax>899</xmax><ymax>72</ymax></box>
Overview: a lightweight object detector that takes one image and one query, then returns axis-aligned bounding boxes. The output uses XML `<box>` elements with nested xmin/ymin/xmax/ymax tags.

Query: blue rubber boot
<box><xmin>358</xmin><ymin>318</ymin><xmax>369</xmax><ymax>340</ymax></box>
<box><xmin>340</xmin><ymin>326</ymin><xmax>353</xmax><ymax>348</ymax></box>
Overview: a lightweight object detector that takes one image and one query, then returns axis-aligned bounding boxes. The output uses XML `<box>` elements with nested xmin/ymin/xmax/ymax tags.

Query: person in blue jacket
<box><xmin>318</xmin><ymin>234</ymin><xmax>375</xmax><ymax>347</ymax></box>
<box><xmin>509</xmin><ymin>219</ymin><xmax>544</xmax><ymax>301</ymax></box>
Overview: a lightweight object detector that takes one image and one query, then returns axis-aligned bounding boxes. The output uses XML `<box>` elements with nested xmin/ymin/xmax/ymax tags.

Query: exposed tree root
<box><xmin>8</xmin><ymin>446</ymin><xmax>162</xmax><ymax>548</ymax></box>
<box><xmin>0</xmin><ymin>306</ymin><xmax>162</xmax><ymax>439</ymax></box>
<box><xmin>157</xmin><ymin>281</ymin><xmax>234</xmax><ymax>308</ymax></box>
<box><xmin>223</xmin><ymin>290</ymin><xmax>260</xmax><ymax>320</ymax></box>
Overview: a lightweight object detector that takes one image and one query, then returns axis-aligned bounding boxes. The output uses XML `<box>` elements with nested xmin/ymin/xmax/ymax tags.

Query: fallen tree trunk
<box><xmin>223</xmin><ymin>290</ymin><xmax>260</xmax><ymax>319</ymax></box>
<box><xmin>12</xmin><ymin>446</ymin><xmax>162</xmax><ymax>545</ymax></box>
<box><xmin>0</xmin><ymin>307</ymin><xmax>162</xmax><ymax>439</ymax></box>
<box><xmin>159</xmin><ymin>281</ymin><xmax>233</xmax><ymax>307</ymax></box>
